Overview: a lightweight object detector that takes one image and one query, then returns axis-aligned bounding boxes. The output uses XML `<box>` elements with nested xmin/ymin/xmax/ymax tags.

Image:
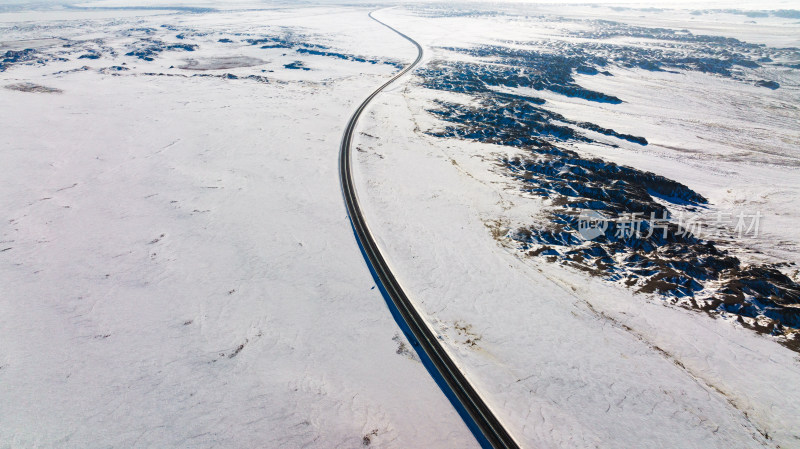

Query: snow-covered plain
<box><xmin>354</xmin><ymin>5</ymin><xmax>800</xmax><ymax>449</ymax></box>
<box><xmin>2</xmin><ymin>2</ymin><xmax>800</xmax><ymax>449</ymax></box>
<box><xmin>0</xmin><ymin>6</ymin><xmax>478</xmax><ymax>449</ymax></box>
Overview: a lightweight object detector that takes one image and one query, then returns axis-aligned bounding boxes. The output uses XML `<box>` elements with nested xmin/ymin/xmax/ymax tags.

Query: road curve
<box><xmin>338</xmin><ymin>11</ymin><xmax>521</xmax><ymax>449</ymax></box>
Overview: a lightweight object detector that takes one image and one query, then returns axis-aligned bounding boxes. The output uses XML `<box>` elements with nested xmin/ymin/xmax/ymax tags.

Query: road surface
<box><xmin>338</xmin><ymin>10</ymin><xmax>521</xmax><ymax>449</ymax></box>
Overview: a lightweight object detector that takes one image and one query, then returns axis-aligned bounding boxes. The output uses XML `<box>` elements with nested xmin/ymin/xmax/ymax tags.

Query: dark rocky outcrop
<box><xmin>418</xmin><ymin>30</ymin><xmax>800</xmax><ymax>347</ymax></box>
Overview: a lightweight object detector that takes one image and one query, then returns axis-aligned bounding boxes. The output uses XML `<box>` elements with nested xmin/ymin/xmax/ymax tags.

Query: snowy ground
<box><xmin>354</xmin><ymin>5</ymin><xmax>800</xmax><ymax>449</ymax></box>
<box><xmin>2</xmin><ymin>2</ymin><xmax>800</xmax><ymax>449</ymax></box>
<box><xmin>0</xmin><ymin>6</ymin><xmax>477</xmax><ymax>449</ymax></box>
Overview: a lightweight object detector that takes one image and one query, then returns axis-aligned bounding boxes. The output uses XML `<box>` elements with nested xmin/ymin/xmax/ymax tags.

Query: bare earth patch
<box><xmin>5</xmin><ymin>82</ymin><xmax>62</xmax><ymax>93</ymax></box>
<box><xmin>179</xmin><ymin>56</ymin><xmax>265</xmax><ymax>71</ymax></box>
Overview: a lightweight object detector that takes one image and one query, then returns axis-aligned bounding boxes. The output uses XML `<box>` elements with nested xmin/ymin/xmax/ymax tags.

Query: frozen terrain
<box><xmin>0</xmin><ymin>5</ymin><xmax>477</xmax><ymax>449</ymax></box>
<box><xmin>2</xmin><ymin>1</ymin><xmax>800</xmax><ymax>449</ymax></box>
<box><xmin>353</xmin><ymin>4</ymin><xmax>800</xmax><ymax>449</ymax></box>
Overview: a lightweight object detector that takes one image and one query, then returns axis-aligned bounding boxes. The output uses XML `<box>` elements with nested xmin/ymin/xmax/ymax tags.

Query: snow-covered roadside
<box><xmin>0</xmin><ymin>7</ymin><xmax>478</xmax><ymax>449</ymax></box>
<box><xmin>354</xmin><ymin>7</ymin><xmax>800</xmax><ymax>449</ymax></box>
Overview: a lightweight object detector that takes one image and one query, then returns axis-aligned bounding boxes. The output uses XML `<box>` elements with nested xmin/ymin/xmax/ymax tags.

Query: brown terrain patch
<box><xmin>5</xmin><ymin>82</ymin><xmax>62</xmax><ymax>93</ymax></box>
<box><xmin>179</xmin><ymin>56</ymin><xmax>265</xmax><ymax>70</ymax></box>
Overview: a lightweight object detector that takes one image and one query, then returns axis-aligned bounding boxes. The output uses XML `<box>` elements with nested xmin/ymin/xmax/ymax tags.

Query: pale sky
<box><xmin>1</xmin><ymin>0</ymin><xmax>798</xmax><ymax>10</ymax></box>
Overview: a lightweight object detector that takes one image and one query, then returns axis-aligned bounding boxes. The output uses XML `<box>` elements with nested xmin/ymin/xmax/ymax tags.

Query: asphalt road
<box><xmin>338</xmin><ymin>11</ymin><xmax>521</xmax><ymax>449</ymax></box>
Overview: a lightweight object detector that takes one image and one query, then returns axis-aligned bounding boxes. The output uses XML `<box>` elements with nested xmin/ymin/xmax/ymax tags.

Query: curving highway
<box><xmin>338</xmin><ymin>11</ymin><xmax>521</xmax><ymax>449</ymax></box>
